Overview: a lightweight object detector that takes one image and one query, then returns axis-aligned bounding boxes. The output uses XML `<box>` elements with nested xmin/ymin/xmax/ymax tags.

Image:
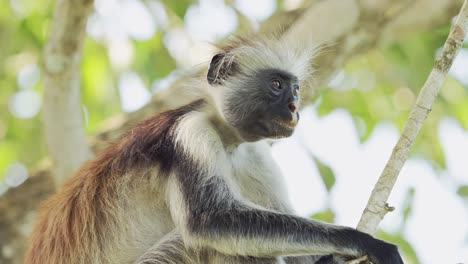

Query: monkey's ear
<box><xmin>207</xmin><ymin>53</ymin><xmax>236</xmax><ymax>86</ymax></box>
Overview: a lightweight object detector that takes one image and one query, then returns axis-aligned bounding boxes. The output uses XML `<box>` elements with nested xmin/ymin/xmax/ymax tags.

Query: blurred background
<box><xmin>0</xmin><ymin>0</ymin><xmax>467</xmax><ymax>263</ymax></box>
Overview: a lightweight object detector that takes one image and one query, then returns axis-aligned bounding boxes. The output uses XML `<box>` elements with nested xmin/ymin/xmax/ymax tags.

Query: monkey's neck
<box><xmin>208</xmin><ymin>113</ymin><xmax>243</xmax><ymax>152</ymax></box>
<box><xmin>200</xmin><ymin>90</ymin><xmax>245</xmax><ymax>151</ymax></box>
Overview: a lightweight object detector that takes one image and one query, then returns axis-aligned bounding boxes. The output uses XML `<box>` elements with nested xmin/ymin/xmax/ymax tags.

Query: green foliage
<box><xmin>134</xmin><ymin>32</ymin><xmax>177</xmax><ymax>80</ymax></box>
<box><xmin>81</xmin><ymin>39</ymin><xmax>120</xmax><ymax>132</ymax></box>
<box><xmin>318</xmin><ymin>31</ymin><xmax>468</xmax><ymax>168</ymax></box>
<box><xmin>311</xmin><ymin>208</ymin><xmax>335</xmax><ymax>223</ymax></box>
<box><xmin>401</xmin><ymin>188</ymin><xmax>415</xmax><ymax>229</ymax></box>
<box><xmin>161</xmin><ymin>0</ymin><xmax>193</xmax><ymax>19</ymax></box>
<box><xmin>313</xmin><ymin>157</ymin><xmax>336</xmax><ymax>192</ymax></box>
<box><xmin>457</xmin><ymin>185</ymin><xmax>468</xmax><ymax>198</ymax></box>
<box><xmin>440</xmin><ymin>77</ymin><xmax>468</xmax><ymax>129</ymax></box>
<box><xmin>0</xmin><ymin>1</ymin><xmax>53</xmax><ymax>177</ymax></box>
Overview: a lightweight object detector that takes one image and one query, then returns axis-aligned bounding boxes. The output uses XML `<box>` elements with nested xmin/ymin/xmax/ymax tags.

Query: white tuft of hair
<box><xmin>224</xmin><ymin>36</ymin><xmax>317</xmax><ymax>82</ymax></box>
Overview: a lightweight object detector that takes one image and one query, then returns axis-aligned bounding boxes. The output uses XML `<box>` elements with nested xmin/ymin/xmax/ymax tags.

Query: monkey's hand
<box><xmin>321</xmin><ymin>236</ymin><xmax>403</xmax><ymax>264</ymax></box>
<box><xmin>316</xmin><ymin>241</ymin><xmax>403</xmax><ymax>264</ymax></box>
<box><xmin>364</xmin><ymin>239</ymin><xmax>403</xmax><ymax>264</ymax></box>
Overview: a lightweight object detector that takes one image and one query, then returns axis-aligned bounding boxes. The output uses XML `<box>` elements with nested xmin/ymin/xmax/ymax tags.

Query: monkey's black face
<box><xmin>224</xmin><ymin>69</ymin><xmax>300</xmax><ymax>142</ymax></box>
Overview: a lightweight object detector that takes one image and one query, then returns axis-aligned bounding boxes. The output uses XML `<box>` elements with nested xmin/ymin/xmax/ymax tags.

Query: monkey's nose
<box><xmin>288</xmin><ymin>102</ymin><xmax>297</xmax><ymax>113</ymax></box>
<box><xmin>287</xmin><ymin>102</ymin><xmax>299</xmax><ymax>126</ymax></box>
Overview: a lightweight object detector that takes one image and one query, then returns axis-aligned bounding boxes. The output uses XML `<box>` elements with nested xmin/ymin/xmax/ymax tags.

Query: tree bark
<box><xmin>0</xmin><ymin>0</ymin><xmax>463</xmax><ymax>263</ymax></box>
<box><xmin>42</xmin><ymin>0</ymin><xmax>94</xmax><ymax>187</ymax></box>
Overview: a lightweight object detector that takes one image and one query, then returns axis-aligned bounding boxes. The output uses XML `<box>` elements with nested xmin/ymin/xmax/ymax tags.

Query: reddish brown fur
<box><xmin>25</xmin><ymin>100</ymin><xmax>204</xmax><ymax>264</ymax></box>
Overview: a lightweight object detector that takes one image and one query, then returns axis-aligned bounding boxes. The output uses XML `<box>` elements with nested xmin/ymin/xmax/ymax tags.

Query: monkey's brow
<box><xmin>259</xmin><ymin>68</ymin><xmax>298</xmax><ymax>82</ymax></box>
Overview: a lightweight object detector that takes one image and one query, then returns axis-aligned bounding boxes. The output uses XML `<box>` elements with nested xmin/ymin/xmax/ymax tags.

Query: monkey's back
<box><xmin>25</xmin><ymin>161</ymin><xmax>176</xmax><ymax>264</ymax></box>
<box><xmin>25</xmin><ymin>101</ymin><xmax>205</xmax><ymax>264</ymax></box>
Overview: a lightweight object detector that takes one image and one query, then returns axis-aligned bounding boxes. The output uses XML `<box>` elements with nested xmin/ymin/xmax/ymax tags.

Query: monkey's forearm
<box><xmin>185</xmin><ymin>202</ymin><xmax>371</xmax><ymax>258</ymax></box>
<box><xmin>169</xmin><ymin>153</ymin><xmax>400</xmax><ymax>264</ymax></box>
<box><xmin>169</xmin><ymin>175</ymin><xmax>380</xmax><ymax>259</ymax></box>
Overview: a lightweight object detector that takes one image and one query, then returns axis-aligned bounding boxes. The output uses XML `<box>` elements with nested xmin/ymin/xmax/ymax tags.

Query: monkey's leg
<box><xmin>284</xmin><ymin>255</ymin><xmax>324</xmax><ymax>264</ymax></box>
<box><xmin>208</xmin><ymin>252</ymin><xmax>285</xmax><ymax>264</ymax></box>
<box><xmin>136</xmin><ymin>230</ymin><xmax>285</xmax><ymax>264</ymax></box>
<box><xmin>218</xmin><ymin>256</ymin><xmax>284</xmax><ymax>264</ymax></box>
<box><xmin>135</xmin><ymin>230</ymin><xmax>343</xmax><ymax>264</ymax></box>
<box><xmin>284</xmin><ymin>255</ymin><xmax>347</xmax><ymax>264</ymax></box>
<box><xmin>211</xmin><ymin>251</ymin><xmax>345</xmax><ymax>264</ymax></box>
<box><xmin>211</xmin><ymin>252</ymin><xmax>346</xmax><ymax>263</ymax></box>
<box><xmin>135</xmin><ymin>231</ymin><xmax>200</xmax><ymax>264</ymax></box>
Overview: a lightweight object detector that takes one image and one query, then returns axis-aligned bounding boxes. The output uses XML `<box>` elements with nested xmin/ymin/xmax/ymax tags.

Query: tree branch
<box><xmin>356</xmin><ymin>0</ymin><xmax>468</xmax><ymax>236</ymax></box>
<box><xmin>346</xmin><ymin>0</ymin><xmax>468</xmax><ymax>262</ymax></box>
<box><xmin>42</xmin><ymin>0</ymin><xmax>94</xmax><ymax>187</ymax></box>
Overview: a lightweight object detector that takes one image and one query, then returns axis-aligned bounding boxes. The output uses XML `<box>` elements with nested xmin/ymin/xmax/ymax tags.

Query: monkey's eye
<box><xmin>271</xmin><ymin>80</ymin><xmax>281</xmax><ymax>90</ymax></box>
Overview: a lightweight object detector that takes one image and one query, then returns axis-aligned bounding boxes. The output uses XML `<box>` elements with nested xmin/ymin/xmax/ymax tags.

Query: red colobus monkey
<box><xmin>25</xmin><ymin>37</ymin><xmax>403</xmax><ymax>264</ymax></box>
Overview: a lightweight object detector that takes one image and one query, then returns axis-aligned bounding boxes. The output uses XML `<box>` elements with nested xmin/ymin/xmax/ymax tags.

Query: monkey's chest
<box><xmin>229</xmin><ymin>148</ymin><xmax>291</xmax><ymax>213</ymax></box>
<box><xmin>235</xmin><ymin>175</ymin><xmax>285</xmax><ymax>211</ymax></box>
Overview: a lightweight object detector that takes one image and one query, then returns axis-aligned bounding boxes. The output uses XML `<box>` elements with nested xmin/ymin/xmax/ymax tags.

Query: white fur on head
<box><xmin>204</xmin><ymin>36</ymin><xmax>317</xmax><ymax>125</ymax></box>
<box><xmin>218</xmin><ymin>36</ymin><xmax>317</xmax><ymax>82</ymax></box>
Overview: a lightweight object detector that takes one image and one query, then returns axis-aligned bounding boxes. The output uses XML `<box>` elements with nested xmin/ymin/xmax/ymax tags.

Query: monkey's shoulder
<box><xmin>88</xmin><ymin>99</ymin><xmax>208</xmax><ymax>177</ymax></box>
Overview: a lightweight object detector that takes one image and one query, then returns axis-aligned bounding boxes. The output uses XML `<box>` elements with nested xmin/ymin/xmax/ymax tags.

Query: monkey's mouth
<box><xmin>237</xmin><ymin>114</ymin><xmax>299</xmax><ymax>141</ymax></box>
<box><xmin>272</xmin><ymin>119</ymin><xmax>297</xmax><ymax>130</ymax></box>
<box><xmin>268</xmin><ymin>119</ymin><xmax>297</xmax><ymax>138</ymax></box>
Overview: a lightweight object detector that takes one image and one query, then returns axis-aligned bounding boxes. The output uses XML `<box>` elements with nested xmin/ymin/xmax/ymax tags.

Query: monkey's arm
<box><xmin>166</xmin><ymin>163</ymin><xmax>402</xmax><ymax>264</ymax></box>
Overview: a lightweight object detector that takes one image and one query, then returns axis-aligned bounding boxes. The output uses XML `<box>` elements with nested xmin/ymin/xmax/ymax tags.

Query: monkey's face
<box><xmin>207</xmin><ymin>50</ymin><xmax>305</xmax><ymax>142</ymax></box>
<box><xmin>222</xmin><ymin>68</ymin><xmax>300</xmax><ymax>142</ymax></box>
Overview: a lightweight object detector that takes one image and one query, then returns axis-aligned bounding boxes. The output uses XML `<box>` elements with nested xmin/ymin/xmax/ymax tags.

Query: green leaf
<box><xmin>313</xmin><ymin>157</ymin><xmax>336</xmax><ymax>192</ymax></box>
<box><xmin>402</xmin><ymin>188</ymin><xmax>415</xmax><ymax>224</ymax></box>
<box><xmin>161</xmin><ymin>0</ymin><xmax>193</xmax><ymax>19</ymax></box>
<box><xmin>81</xmin><ymin>39</ymin><xmax>120</xmax><ymax>132</ymax></box>
<box><xmin>386</xmin><ymin>43</ymin><xmax>408</xmax><ymax>65</ymax></box>
<box><xmin>276</xmin><ymin>0</ymin><xmax>284</xmax><ymax>10</ymax></box>
<box><xmin>134</xmin><ymin>32</ymin><xmax>176</xmax><ymax>80</ymax></box>
<box><xmin>311</xmin><ymin>208</ymin><xmax>335</xmax><ymax>223</ymax></box>
<box><xmin>457</xmin><ymin>185</ymin><xmax>468</xmax><ymax>198</ymax></box>
<box><xmin>0</xmin><ymin>141</ymin><xmax>17</xmax><ymax>180</ymax></box>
